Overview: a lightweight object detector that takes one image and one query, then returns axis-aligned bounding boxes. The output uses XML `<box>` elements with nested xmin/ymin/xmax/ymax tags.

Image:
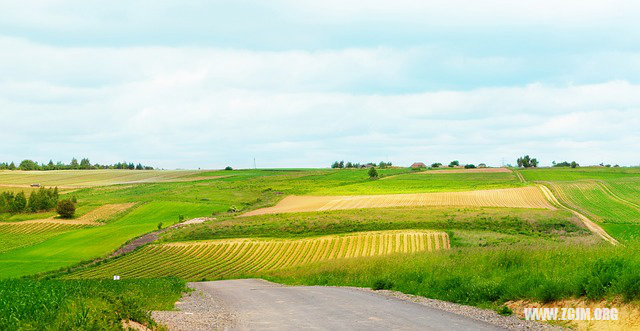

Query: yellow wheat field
<box><xmin>69</xmin><ymin>231</ymin><xmax>450</xmax><ymax>280</ymax></box>
<box><xmin>244</xmin><ymin>186</ymin><xmax>555</xmax><ymax>216</ymax></box>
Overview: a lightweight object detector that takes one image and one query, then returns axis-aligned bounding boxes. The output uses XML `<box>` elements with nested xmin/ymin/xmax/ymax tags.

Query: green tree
<box><xmin>431</xmin><ymin>163</ymin><xmax>442</xmax><ymax>168</ymax></box>
<box><xmin>70</xmin><ymin>158</ymin><xmax>79</xmax><ymax>169</ymax></box>
<box><xmin>10</xmin><ymin>192</ymin><xmax>27</xmax><ymax>213</ymax></box>
<box><xmin>368</xmin><ymin>166</ymin><xmax>378</xmax><ymax>179</ymax></box>
<box><xmin>517</xmin><ymin>155</ymin><xmax>538</xmax><ymax>168</ymax></box>
<box><xmin>18</xmin><ymin>160</ymin><xmax>38</xmax><ymax>170</ymax></box>
<box><xmin>448</xmin><ymin>160</ymin><xmax>460</xmax><ymax>167</ymax></box>
<box><xmin>56</xmin><ymin>199</ymin><xmax>76</xmax><ymax>218</ymax></box>
<box><xmin>80</xmin><ymin>158</ymin><xmax>91</xmax><ymax>169</ymax></box>
<box><xmin>8</xmin><ymin>162</ymin><xmax>16</xmax><ymax>170</ymax></box>
<box><xmin>571</xmin><ymin>161</ymin><xmax>579</xmax><ymax>168</ymax></box>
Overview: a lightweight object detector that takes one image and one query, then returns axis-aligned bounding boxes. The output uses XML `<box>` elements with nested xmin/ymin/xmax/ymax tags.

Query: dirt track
<box><xmin>243</xmin><ymin>186</ymin><xmax>555</xmax><ymax>216</ymax></box>
<box><xmin>537</xmin><ymin>185</ymin><xmax>618</xmax><ymax>245</ymax></box>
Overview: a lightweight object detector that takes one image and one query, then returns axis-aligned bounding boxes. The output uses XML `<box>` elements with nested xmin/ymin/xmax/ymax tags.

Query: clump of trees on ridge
<box><xmin>517</xmin><ymin>155</ymin><xmax>538</xmax><ymax>168</ymax></box>
<box><xmin>0</xmin><ymin>187</ymin><xmax>59</xmax><ymax>214</ymax></box>
<box><xmin>0</xmin><ymin>158</ymin><xmax>154</xmax><ymax>171</ymax></box>
<box><xmin>331</xmin><ymin>161</ymin><xmax>393</xmax><ymax>169</ymax></box>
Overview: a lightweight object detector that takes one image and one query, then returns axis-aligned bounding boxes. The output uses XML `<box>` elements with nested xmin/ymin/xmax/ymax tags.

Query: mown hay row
<box><xmin>244</xmin><ymin>186</ymin><xmax>555</xmax><ymax>216</ymax></box>
<box><xmin>70</xmin><ymin>231</ymin><xmax>450</xmax><ymax>280</ymax></box>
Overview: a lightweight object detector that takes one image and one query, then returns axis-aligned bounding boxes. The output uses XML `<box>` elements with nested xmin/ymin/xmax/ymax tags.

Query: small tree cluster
<box><xmin>331</xmin><ymin>161</ymin><xmax>392</xmax><ymax>169</ymax></box>
<box><xmin>0</xmin><ymin>158</ymin><xmax>154</xmax><ymax>171</ymax></box>
<box><xmin>0</xmin><ymin>187</ymin><xmax>59</xmax><ymax>214</ymax></box>
<box><xmin>448</xmin><ymin>160</ymin><xmax>460</xmax><ymax>167</ymax></box>
<box><xmin>431</xmin><ymin>163</ymin><xmax>442</xmax><ymax>168</ymax></box>
<box><xmin>516</xmin><ymin>155</ymin><xmax>538</xmax><ymax>168</ymax></box>
<box><xmin>552</xmin><ymin>161</ymin><xmax>579</xmax><ymax>168</ymax></box>
<box><xmin>464</xmin><ymin>164</ymin><xmax>476</xmax><ymax>169</ymax></box>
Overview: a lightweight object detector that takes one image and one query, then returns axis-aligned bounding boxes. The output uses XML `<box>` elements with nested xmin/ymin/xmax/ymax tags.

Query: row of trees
<box><xmin>331</xmin><ymin>161</ymin><xmax>393</xmax><ymax>169</ymax></box>
<box><xmin>0</xmin><ymin>158</ymin><xmax>154</xmax><ymax>171</ymax></box>
<box><xmin>0</xmin><ymin>187</ymin><xmax>59</xmax><ymax>214</ymax></box>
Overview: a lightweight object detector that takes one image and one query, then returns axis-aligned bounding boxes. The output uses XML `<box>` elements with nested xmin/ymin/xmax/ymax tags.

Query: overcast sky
<box><xmin>1</xmin><ymin>1</ymin><xmax>639</xmax><ymax>169</ymax></box>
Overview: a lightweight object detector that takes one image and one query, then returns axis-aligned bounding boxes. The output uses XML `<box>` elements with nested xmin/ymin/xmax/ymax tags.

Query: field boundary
<box><xmin>537</xmin><ymin>184</ymin><xmax>619</xmax><ymax>245</ymax></box>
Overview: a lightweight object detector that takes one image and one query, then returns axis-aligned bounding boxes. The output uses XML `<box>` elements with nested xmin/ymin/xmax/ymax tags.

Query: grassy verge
<box><xmin>262</xmin><ymin>243</ymin><xmax>640</xmax><ymax>308</ymax></box>
<box><xmin>161</xmin><ymin>206</ymin><xmax>588</xmax><ymax>243</ymax></box>
<box><xmin>0</xmin><ymin>277</ymin><xmax>185</xmax><ymax>330</ymax></box>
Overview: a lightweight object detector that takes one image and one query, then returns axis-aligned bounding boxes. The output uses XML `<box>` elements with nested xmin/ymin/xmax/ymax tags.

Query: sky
<box><xmin>1</xmin><ymin>1</ymin><xmax>639</xmax><ymax>169</ymax></box>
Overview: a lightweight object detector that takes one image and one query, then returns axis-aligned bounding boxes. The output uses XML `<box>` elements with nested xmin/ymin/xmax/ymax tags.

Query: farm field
<box><xmin>69</xmin><ymin>230</ymin><xmax>450</xmax><ymax>280</ymax></box>
<box><xmin>244</xmin><ymin>186</ymin><xmax>554</xmax><ymax>216</ymax></box>
<box><xmin>0</xmin><ymin>169</ymin><xmax>204</xmax><ymax>188</ymax></box>
<box><xmin>0</xmin><ymin>166</ymin><xmax>639</xmax><ymax>329</ymax></box>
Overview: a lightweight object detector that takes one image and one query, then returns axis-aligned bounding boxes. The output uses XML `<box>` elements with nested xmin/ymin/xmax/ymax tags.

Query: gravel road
<box><xmin>153</xmin><ymin>279</ymin><xmax>559</xmax><ymax>331</ymax></box>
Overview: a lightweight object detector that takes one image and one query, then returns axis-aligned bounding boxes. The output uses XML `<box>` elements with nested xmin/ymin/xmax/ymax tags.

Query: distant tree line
<box><xmin>331</xmin><ymin>161</ymin><xmax>393</xmax><ymax>169</ymax></box>
<box><xmin>552</xmin><ymin>161</ymin><xmax>579</xmax><ymax>168</ymax></box>
<box><xmin>0</xmin><ymin>187</ymin><xmax>59</xmax><ymax>214</ymax></box>
<box><xmin>0</xmin><ymin>158</ymin><xmax>154</xmax><ymax>171</ymax></box>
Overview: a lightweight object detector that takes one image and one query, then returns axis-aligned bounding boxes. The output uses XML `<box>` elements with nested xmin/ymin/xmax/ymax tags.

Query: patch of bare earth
<box><xmin>243</xmin><ymin>186</ymin><xmax>555</xmax><ymax>216</ymax></box>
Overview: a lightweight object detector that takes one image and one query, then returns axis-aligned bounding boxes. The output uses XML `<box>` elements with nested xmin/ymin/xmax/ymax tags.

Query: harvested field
<box><xmin>418</xmin><ymin>168</ymin><xmax>512</xmax><ymax>174</ymax></box>
<box><xmin>0</xmin><ymin>170</ymin><xmax>207</xmax><ymax>188</ymax></box>
<box><xmin>2</xmin><ymin>203</ymin><xmax>136</xmax><ymax>225</ymax></box>
<box><xmin>244</xmin><ymin>186</ymin><xmax>555</xmax><ymax>216</ymax></box>
<box><xmin>69</xmin><ymin>230</ymin><xmax>450</xmax><ymax>280</ymax></box>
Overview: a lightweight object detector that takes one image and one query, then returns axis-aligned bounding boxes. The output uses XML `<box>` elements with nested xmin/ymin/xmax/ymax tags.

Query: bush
<box><xmin>368</xmin><ymin>167</ymin><xmax>378</xmax><ymax>179</ymax></box>
<box><xmin>448</xmin><ymin>160</ymin><xmax>460</xmax><ymax>167</ymax></box>
<box><xmin>372</xmin><ymin>279</ymin><xmax>393</xmax><ymax>290</ymax></box>
<box><xmin>56</xmin><ymin>199</ymin><xmax>76</xmax><ymax>219</ymax></box>
<box><xmin>224</xmin><ymin>166</ymin><xmax>233</xmax><ymax>170</ymax></box>
<box><xmin>431</xmin><ymin>163</ymin><xmax>442</xmax><ymax>168</ymax></box>
<box><xmin>464</xmin><ymin>164</ymin><xmax>476</xmax><ymax>169</ymax></box>
<box><xmin>157</xmin><ymin>222</ymin><xmax>163</xmax><ymax>230</ymax></box>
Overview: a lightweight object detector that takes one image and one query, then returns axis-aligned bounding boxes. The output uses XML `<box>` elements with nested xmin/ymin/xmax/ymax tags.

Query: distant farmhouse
<box><xmin>411</xmin><ymin>162</ymin><xmax>426</xmax><ymax>169</ymax></box>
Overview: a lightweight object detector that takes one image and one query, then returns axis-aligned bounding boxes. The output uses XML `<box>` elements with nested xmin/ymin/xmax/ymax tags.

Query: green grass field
<box><xmin>1</xmin><ymin>166</ymin><xmax>640</xmax><ymax>329</ymax></box>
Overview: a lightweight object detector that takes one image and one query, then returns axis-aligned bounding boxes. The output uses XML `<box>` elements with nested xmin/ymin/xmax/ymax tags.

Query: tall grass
<box><xmin>0</xmin><ymin>277</ymin><xmax>185</xmax><ymax>330</ymax></box>
<box><xmin>263</xmin><ymin>243</ymin><xmax>640</xmax><ymax>307</ymax></box>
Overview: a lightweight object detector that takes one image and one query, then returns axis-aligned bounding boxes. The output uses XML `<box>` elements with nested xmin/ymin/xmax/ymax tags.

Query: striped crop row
<box><xmin>70</xmin><ymin>231</ymin><xmax>450</xmax><ymax>280</ymax></box>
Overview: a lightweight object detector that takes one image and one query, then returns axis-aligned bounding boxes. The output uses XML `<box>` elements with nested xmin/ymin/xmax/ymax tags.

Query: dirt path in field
<box><xmin>537</xmin><ymin>185</ymin><xmax>619</xmax><ymax>245</ymax></box>
<box><xmin>152</xmin><ymin>279</ymin><xmax>557</xmax><ymax>331</ymax></box>
<box><xmin>243</xmin><ymin>186</ymin><xmax>555</xmax><ymax>216</ymax></box>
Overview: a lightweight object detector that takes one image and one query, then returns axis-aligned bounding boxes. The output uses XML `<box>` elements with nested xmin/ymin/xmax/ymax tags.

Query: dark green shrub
<box><xmin>368</xmin><ymin>167</ymin><xmax>378</xmax><ymax>179</ymax></box>
<box><xmin>372</xmin><ymin>279</ymin><xmax>393</xmax><ymax>290</ymax></box>
<box><xmin>56</xmin><ymin>199</ymin><xmax>76</xmax><ymax>219</ymax></box>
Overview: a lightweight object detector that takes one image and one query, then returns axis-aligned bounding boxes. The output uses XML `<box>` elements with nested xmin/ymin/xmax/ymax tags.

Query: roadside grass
<box><xmin>161</xmin><ymin>206</ymin><xmax>588</xmax><ymax>243</ymax></box>
<box><xmin>0</xmin><ymin>277</ymin><xmax>185</xmax><ymax>330</ymax></box>
<box><xmin>262</xmin><ymin>242</ymin><xmax>640</xmax><ymax>308</ymax></box>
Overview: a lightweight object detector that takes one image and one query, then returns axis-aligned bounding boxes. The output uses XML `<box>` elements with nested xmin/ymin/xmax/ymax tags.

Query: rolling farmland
<box><xmin>0</xmin><ymin>169</ymin><xmax>205</xmax><ymax>188</ymax></box>
<box><xmin>69</xmin><ymin>231</ymin><xmax>450</xmax><ymax>280</ymax></box>
<box><xmin>244</xmin><ymin>186</ymin><xmax>555</xmax><ymax>216</ymax></box>
<box><xmin>0</xmin><ymin>222</ymin><xmax>92</xmax><ymax>253</ymax></box>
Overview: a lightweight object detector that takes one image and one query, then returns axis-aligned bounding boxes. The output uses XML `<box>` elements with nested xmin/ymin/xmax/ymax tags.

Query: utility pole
<box><xmin>253</xmin><ymin>157</ymin><xmax>256</xmax><ymax>169</ymax></box>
